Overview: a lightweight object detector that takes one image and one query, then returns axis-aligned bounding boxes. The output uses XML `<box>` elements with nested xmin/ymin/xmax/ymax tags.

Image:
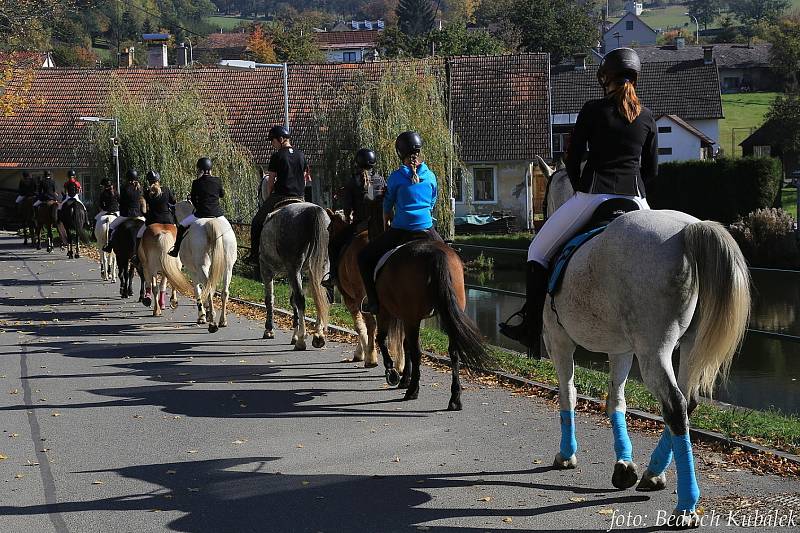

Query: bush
<box><xmin>729</xmin><ymin>208</ymin><xmax>800</xmax><ymax>268</ymax></box>
<box><xmin>647</xmin><ymin>157</ymin><xmax>782</xmax><ymax>224</ymax></box>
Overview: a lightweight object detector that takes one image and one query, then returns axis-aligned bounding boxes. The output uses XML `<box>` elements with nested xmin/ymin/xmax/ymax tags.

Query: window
<box><xmin>626</xmin><ymin>21</ymin><xmax>634</xmax><ymax>30</ymax></box>
<box><xmin>552</xmin><ymin>133</ymin><xmax>569</xmax><ymax>154</ymax></box>
<box><xmin>658</xmin><ymin>147</ymin><xmax>673</xmax><ymax>155</ymax></box>
<box><xmin>472</xmin><ymin>167</ymin><xmax>496</xmax><ymax>203</ymax></box>
<box><xmin>342</xmin><ymin>51</ymin><xmax>358</xmax><ymax>62</ymax></box>
<box><xmin>753</xmin><ymin>145</ymin><xmax>771</xmax><ymax>158</ymax></box>
<box><xmin>658</xmin><ymin>126</ymin><xmax>672</xmax><ymax>134</ymax></box>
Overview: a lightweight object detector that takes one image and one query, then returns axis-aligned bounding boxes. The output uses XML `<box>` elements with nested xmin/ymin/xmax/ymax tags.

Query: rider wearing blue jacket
<box><xmin>357</xmin><ymin>131</ymin><xmax>442</xmax><ymax>314</ymax></box>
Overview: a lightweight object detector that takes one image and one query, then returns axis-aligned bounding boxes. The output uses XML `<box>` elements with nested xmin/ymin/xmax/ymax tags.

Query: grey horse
<box><xmin>536</xmin><ymin>157</ymin><xmax>750</xmax><ymax>529</ymax></box>
<box><xmin>259</xmin><ymin>202</ymin><xmax>330</xmax><ymax>350</ymax></box>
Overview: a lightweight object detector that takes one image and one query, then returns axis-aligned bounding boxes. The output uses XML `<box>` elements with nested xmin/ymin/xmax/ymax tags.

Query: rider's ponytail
<box><xmin>149</xmin><ymin>182</ymin><xmax>162</xmax><ymax>198</ymax></box>
<box><xmin>609</xmin><ymin>80</ymin><xmax>641</xmax><ymax>123</ymax></box>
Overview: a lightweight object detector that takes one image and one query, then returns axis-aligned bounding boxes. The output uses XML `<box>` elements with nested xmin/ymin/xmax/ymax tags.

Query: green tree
<box><xmin>507</xmin><ymin>0</ymin><xmax>598</xmax><ymax>64</ymax></box>
<box><xmin>769</xmin><ymin>16</ymin><xmax>800</xmax><ymax>89</ymax></box>
<box><xmin>686</xmin><ymin>0</ymin><xmax>721</xmax><ymax>30</ymax></box>
<box><xmin>397</xmin><ymin>0</ymin><xmax>436</xmax><ymax>36</ymax></box>
<box><xmin>431</xmin><ymin>23</ymin><xmax>506</xmax><ymax>56</ymax></box>
<box><xmin>265</xmin><ymin>21</ymin><xmax>325</xmax><ymax>63</ymax></box>
<box><xmin>766</xmin><ymin>93</ymin><xmax>800</xmax><ymax>155</ymax></box>
<box><xmin>730</xmin><ymin>0</ymin><xmax>789</xmax><ymax>26</ymax></box>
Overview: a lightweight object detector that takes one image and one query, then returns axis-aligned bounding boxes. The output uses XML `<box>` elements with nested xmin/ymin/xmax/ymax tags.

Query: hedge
<box><xmin>647</xmin><ymin>157</ymin><xmax>782</xmax><ymax>224</ymax></box>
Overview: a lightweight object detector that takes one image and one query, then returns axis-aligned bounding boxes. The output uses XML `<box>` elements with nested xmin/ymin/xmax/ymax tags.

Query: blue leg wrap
<box><xmin>671</xmin><ymin>432</ymin><xmax>700</xmax><ymax>512</ymax></box>
<box><xmin>609</xmin><ymin>411</ymin><xmax>633</xmax><ymax>462</ymax></box>
<box><xmin>648</xmin><ymin>428</ymin><xmax>673</xmax><ymax>475</ymax></box>
<box><xmin>559</xmin><ymin>410</ymin><xmax>578</xmax><ymax>458</ymax></box>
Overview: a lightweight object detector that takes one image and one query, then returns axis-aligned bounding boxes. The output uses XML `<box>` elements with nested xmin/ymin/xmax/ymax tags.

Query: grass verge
<box><xmin>719</xmin><ymin>92</ymin><xmax>778</xmax><ymax>158</ymax></box>
<box><xmin>783</xmin><ymin>187</ymin><xmax>798</xmax><ymax>220</ymax></box>
<box><xmin>227</xmin><ymin>265</ymin><xmax>800</xmax><ymax>456</ymax></box>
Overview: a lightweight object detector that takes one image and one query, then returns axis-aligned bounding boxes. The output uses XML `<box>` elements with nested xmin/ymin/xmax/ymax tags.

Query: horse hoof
<box><xmin>669</xmin><ymin>510</ymin><xmax>701</xmax><ymax>529</ymax></box>
<box><xmin>208</xmin><ymin>323</ymin><xmax>219</xmax><ymax>334</ymax></box>
<box><xmin>553</xmin><ymin>452</ymin><xmax>578</xmax><ymax>469</ymax></box>
<box><xmin>290</xmin><ymin>335</ymin><xmax>298</xmax><ymax>345</ymax></box>
<box><xmin>397</xmin><ymin>378</ymin><xmax>410</xmax><ymax>389</ymax></box>
<box><xmin>612</xmin><ymin>460</ymin><xmax>639</xmax><ymax>490</ymax></box>
<box><xmin>170</xmin><ymin>301</ymin><xmax>179</xmax><ymax>310</ymax></box>
<box><xmin>263</xmin><ymin>330</ymin><xmax>274</xmax><ymax>340</ymax></box>
<box><xmin>197</xmin><ymin>318</ymin><xmax>206</xmax><ymax>325</ymax></box>
<box><xmin>75</xmin><ymin>253</ymin><xmax>80</xmax><ymax>258</ymax></box>
<box><xmin>312</xmin><ymin>335</ymin><xmax>325</xmax><ymax>349</ymax></box>
<box><xmin>385</xmin><ymin>368</ymin><xmax>401</xmax><ymax>387</ymax></box>
<box><xmin>402</xmin><ymin>391</ymin><xmax>419</xmax><ymax>401</ymax></box>
<box><xmin>636</xmin><ymin>469</ymin><xmax>667</xmax><ymax>492</ymax></box>
<box><xmin>447</xmin><ymin>399</ymin><xmax>462</xmax><ymax>411</ymax></box>
<box><xmin>364</xmin><ymin>361</ymin><xmax>378</xmax><ymax>369</ymax></box>
<box><xmin>141</xmin><ymin>297</ymin><xmax>152</xmax><ymax>308</ymax></box>
<box><xmin>293</xmin><ymin>341</ymin><xmax>307</xmax><ymax>351</ymax></box>
<box><xmin>218</xmin><ymin>321</ymin><xmax>227</xmax><ymax>328</ymax></box>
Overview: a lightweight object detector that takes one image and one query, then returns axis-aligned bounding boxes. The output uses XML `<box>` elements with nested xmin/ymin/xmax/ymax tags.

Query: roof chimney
<box><xmin>147</xmin><ymin>43</ymin><xmax>168</xmax><ymax>68</ymax></box>
<box><xmin>702</xmin><ymin>45</ymin><xmax>714</xmax><ymax>65</ymax></box>
<box><xmin>573</xmin><ymin>53</ymin><xmax>587</xmax><ymax>70</ymax></box>
<box><xmin>177</xmin><ymin>43</ymin><xmax>188</xmax><ymax>67</ymax></box>
<box><xmin>676</xmin><ymin>37</ymin><xmax>686</xmax><ymax>50</ymax></box>
<box><xmin>120</xmin><ymin>47</ymin><xmax>135</xmax><ymax>68</ymax></box>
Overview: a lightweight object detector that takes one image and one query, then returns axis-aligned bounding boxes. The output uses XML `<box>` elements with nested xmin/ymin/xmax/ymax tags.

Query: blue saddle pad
<box><xmin>547</xmin><ymin>226</ymin><xmax>607</xmax><ymax>296</ymax></box>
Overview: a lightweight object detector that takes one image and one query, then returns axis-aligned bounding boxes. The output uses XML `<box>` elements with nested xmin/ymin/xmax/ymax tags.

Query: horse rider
<box><xmin>136</xmin><ymin>170</ymin><xmax>177</xmax><ymax>242</ymax></box>
<box><xmin>34</xmin><ymin>170</ymin><xmax>59</xmax><ymax>207</ymax></box>
<box><xmin>59</xmin><ymin>169</ymin><xmax>86</xmax><ymax>212</ymax></box>
<box><xmin>499</xmin><ymin>47</ymin><xmax>657</xmax><ymax>357</ymax></box>
<box><xmin>244</xmin><ymin>125</ymin><xmax>311</xmax><ymax>264</ymax></box>
<box><xmin>95</xmin><ymin>178</ymin><xmax>120</xmax><ymax>223</ymax></box>
<box><xmin>357</xmin><ymin>131</ymin><xmax>443</xmax><ymax>315</ymax></box>
<box><xmin>102</xmin><ymin>169</ymin><xmax>144</xmax><ymax>252</ymax></box>
<box><xmin>321</xmin><ymin>148</ymin><xmax>386</xmax><ymax>290</ymax></box>
<box><xmin>169</xmin><ymin>157</ymin><xmax>226</xmax><ymax>257</ymax></box>
<box><xmin>16</xmin><ymin>171</ymin><xmax>37</xmax><ymax>206</ymax></box>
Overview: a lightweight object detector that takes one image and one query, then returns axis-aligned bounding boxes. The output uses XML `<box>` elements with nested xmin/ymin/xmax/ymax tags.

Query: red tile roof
<box><xmin>0</xmin><ymin>51</ymin><xmax>52</xmax><ymax>69</ymax></box>
<box><xmin>0</xmin><ymin>55</ymin><xmax>551</xmax><ymax>170</ymax></box>
<box><xmin>196</xmin><ymin>32</ymin><xmax>250</xmax><ymax>50</ymax></box>
<box><xmin>314</xmin><ymin>30</ymin><xmax>381</xmax><ymax>49</ymax></box>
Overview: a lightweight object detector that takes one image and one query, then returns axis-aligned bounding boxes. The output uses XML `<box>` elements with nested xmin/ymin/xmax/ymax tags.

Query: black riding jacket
<box><xmin>190</xmin><ymin>174</ymin><xmax>225</xmax><ymax>218</ymax></box>
<box><xmin>268</xmin><ymin>146</ymin><xmax>308</xmax><ymax>198</ymax></box>
<box><xmin>144</xmin><ymin>186</ymin><xmax>177</xmax><ymax>225</ymax></box>
<box><xmin>341</xmin><ymin>171</ymin><xmax>386</xmax><ymax>226</ymax></box>
<box><xmin>18</xmin><ymin>176</ymin><xmax>37</xmax><ymax>196</ymax></box>
<box><xmin>98</xmin><ymin>188</ymin><xmax>119</xmax><ymax>212</ymax></box>
<box><xmin>119</xmin><ymin>182</ymin><xmax>143</xmax><ymax>217</ymax></box>
<box><xmin>38</xmin><ymin>178</ymin><xmax>59</xmax><ymax>201</ymax></box>
<box><xmin>566</xmin><ymin>97</ymin><xmax>658</xmax><ymax>197</ymax></box>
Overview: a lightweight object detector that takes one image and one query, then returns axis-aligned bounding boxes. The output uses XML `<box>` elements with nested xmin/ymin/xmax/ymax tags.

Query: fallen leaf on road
<box><xmin>9</xmin><ymin>433</ymin><xmax>18</xmax><ymax>438</ymax></box>
<box><xmin>392</xmin><ymin>456</ymin><xmax>400</xmax><ymax>463</ymax></box>
<box><xmin>532</xmin><ymin>459</ymin><xmax>542</xmax><ymax>464</ymax></box>
<box><xmin>477</xmin><ymin>496</ymin><xmax>492</xmax><ymax>502</ymax></box>
<box><xmin>92</xmin><ymin>480</ymin><xmax>104</xmax><ymax>485</ymax></box>
<box><xmin>296</xmin><ymin>444</ymin><xmax>304</xmax><ymax>448</ymax></box>
<box><xmin>301</xmin><ymin>481</ymin><xmax>310</xmax><ymax>485</ymax></box>
<box><xmin>133</xmin><ymin>415</ymin><xmax>143</xmax><ymax>419</ymax></box>
<box><xmin>0</xmin><ymin>454</ymin><xmax>7</xmax><ymax>461</ymax></box>
<box><xmin>14</xmin><ymin>474</ymin><xmax>23</xmax><ymax>479</ymax></box>
<box><xmin>51</xmin><ymin>412</ymin><xmax>60</xmax><ymax>417</ymax></box>
<box><xmin>569</xmin><ymin>497</ymin><xmax>586</xmax><ymax>503</ymax></box>
<box><xmin>166</xmin><ymin>470</ymin><xmax>177</xmax><ymax>475</ymax></box>
<box><xmin>9</xmin><ymin>389</ymin><xmax>18</xmax><ymax>395</ymax></box>
<box><xmin>502</xmin><ymin>517</ymin><xmax>512</xmax><ymax>523</ymax></box>
<box><xmin>232</xmin><ymin>439</ymin><xmax>246</xmax><ymax>445</ymax></box>
<box><xmin>598</xmin><ymin>509</ymin><xmax>614</xmax><ymax>515</ymax></box>
<box><xmin>187</xmin><ymin>450</ymin><xmax>198</xmax><ymax>454</ymax></box>
<box><xmin>187</xmin><ymin>488</ymin><xmax>200</xmax><ymax>492</ymax></box>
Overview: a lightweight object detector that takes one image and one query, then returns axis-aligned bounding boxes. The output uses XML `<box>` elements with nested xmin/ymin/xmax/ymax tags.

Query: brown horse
<box><xmin>375</xmin><ymin>238</ymin><xmax>490</xmax><ymax>410</ymax></box>
<box><xmin>139</xmin><ymin>224</ymin><xmax>194</xmax><ymax>317</ymax></box>
<box><xmin>34</xmin><ymin>201</ymin><xmax>58</xmax><ymax>253</ymax></box>
<box><xmin>18</xmin><ymin>197</ymin><xmax>37</xmax><ymax>246</ymax></box>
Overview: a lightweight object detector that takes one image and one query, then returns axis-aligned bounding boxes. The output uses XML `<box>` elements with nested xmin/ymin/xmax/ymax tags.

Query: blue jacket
<box><xmin>383</xmin><ymin>162</ymin><xmax>437</xmax><ymax>231</ymax></box>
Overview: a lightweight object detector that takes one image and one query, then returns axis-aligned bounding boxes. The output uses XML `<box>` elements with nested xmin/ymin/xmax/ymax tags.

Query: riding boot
<box><xmin>321</xmin><ymin>254</ymin><xmax>338</xmax><ymax>290</ymax></box>
<box><xmin>359</xmin><ymin>261</ymin><xmax>380</xmax><ymax>315</ymax></box>
<box><xmin>245</xmin><ymin>220</ymin><xmax>263</xmax><ymax>265</ymax></box>
<box><xmin>168</xmin><ymin>225</ymin><xmax>187</xmax><ymax>257</ymax></box>
<box><xmin>499</xmin><ymin>261</ymin><xmax>549</xmax><ymax>357</ymax></box>
<box><xmin>102</xmin><ymin>231</ymin><xmax>114</xmax><ymax>253</ymax></box>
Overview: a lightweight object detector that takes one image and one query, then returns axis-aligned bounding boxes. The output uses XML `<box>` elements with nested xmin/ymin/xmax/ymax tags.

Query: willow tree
<box><xmin>87</xmin><ymin>79</ymin><xmax>257</xmax><ymax>222</ymax></box>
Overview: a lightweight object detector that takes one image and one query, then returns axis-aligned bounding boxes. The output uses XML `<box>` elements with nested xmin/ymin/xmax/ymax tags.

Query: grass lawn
<box><xmin>453</xmin><ymin>233</ymin><xmax>532</xmax><ymax>250</ymax></box>
<box><xmin>719</xmin><ymin>92</ymin><xmax>778</xmax><ymax>158</ymax></box>
<box><xmin>225</xmin><ymin>264</ymin><xmax>800</xmax><ymax>455</ymax></box>
<box><xmin>783</xmin><ymin>187</ymin><xmax>798</xmax><ymax>219</ymax></box>
<box><xmin>205</xmin><ymin>15</ymin><xmax>254</xmax><ymax>31</ymax></box>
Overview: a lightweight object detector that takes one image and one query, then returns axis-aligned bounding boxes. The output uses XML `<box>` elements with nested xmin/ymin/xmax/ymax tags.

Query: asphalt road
<box><xmin>0</xmin><ymin>234</ymin><xmax>798</xmax><ymax>533</ymax></box>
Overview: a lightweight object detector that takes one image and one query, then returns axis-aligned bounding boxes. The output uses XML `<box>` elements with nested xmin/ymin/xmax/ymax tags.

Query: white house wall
<box><xmin>603</xmin><ymin>13</ymin><xmax>657</xmax><ymax>50</ymax></box>
<box><xmin>656</xmin><ymin>117</ymin><xmax>703</xmax><ymax>163</ymax></box>
<box><xmin>689</xmin><ymin>119</ymin><xmax>720</xmax><ymax>146</ymax></box>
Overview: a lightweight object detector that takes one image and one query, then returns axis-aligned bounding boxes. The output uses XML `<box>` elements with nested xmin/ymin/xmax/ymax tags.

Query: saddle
<box><xmin>547</xmin><ymin>198</ymin><xmax>641</xmax><ymax>296</ymax></box>
<box><xmin>267</xmin><ymin>197</ymin><xmax>304</xmax><ymax>217</ymax></box>
<box><xmin>374</xmin><ymin>242</ymin><xmax>415</xmax><ymax>281</ymax></box>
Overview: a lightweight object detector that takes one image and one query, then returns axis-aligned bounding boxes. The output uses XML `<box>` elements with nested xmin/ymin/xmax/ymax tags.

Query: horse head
<box><xmin>325</xmin><ymin>208</ymin><xmax>349</xmax><ymax>239</ymax></box>
<box><xmin>536</xmin><ymin>155</ymin><xmax>574</xmax><ymax>219</ymax></box>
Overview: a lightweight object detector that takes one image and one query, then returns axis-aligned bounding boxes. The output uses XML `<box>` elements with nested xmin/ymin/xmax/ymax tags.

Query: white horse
<box><xmin>535</xmin><ymin>157</ymin><xmax>750</xmax><ymax>528</ymax></box>
<box><xmin>138</xmin><ymin>224</ymin><xmax>194</xmax><ymax>317</ymax></box>
<box><xmin>94</xmin><ymin>213</ymin><xmax>117</xmax><ymax>282</ymax></box>
<box><xmin>174</xmin><ymin>201</ymin><xmax>238</xmax><ymax>332</ymax></box>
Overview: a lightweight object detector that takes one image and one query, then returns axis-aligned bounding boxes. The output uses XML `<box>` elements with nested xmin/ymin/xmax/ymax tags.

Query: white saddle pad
<box><xmin>374</xmin><ymin>241</ymin><xmax>415</xmax><ymax>282</ymax></box>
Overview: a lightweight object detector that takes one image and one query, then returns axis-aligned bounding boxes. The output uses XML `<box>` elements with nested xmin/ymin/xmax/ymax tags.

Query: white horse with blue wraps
<box><xmin>536</xmin><ymin>158</ymin><xmax>750</xmax><ymax>528</ymax></box>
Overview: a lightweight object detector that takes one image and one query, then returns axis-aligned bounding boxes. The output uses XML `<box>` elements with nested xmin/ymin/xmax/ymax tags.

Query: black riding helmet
<box><xmin>126</xmin><ymin>168</ymin><xmax>139</xmax><ymax>181</ymax></box>
<box><xmin>67</xmin><ymin>169</ymin><xmax>76</xmax><ymax>178</ymax></box>
<box><xmin>597</xmin><ymin>47</ymin><xmax>641</xmax><ymax>88</ymax></box>
<box><xmin>355</xmin><ymin>148</ymin><xmax>377</xmax><ymax>170</ymax></box>
<box><xmin>196</xmin><ymin>157</ymin><xmax>212</xmax><ymax>172</ymax></box>
<box><xmin>43</xmin><ymin>170</ymin><xmax>52</xmax><ymax>178</ymax></box>
<box><xmin>395</xmin><ymin>131</ymin><xmax>423</xmax><ymax>160</ymax></box>
<box><xmin>146</xmin><ymin>170</ymin><xmax>161</xmax><ymax>184</ymax></box>
<box><xmin>100</xmin><ymin>178</ymin><xmax>111</xmax><ymax>187</ymax></box>
<box><xmin>268</xmin><ymin>125</ymin><xmax>290</xmax><ymax>141</ymax></box>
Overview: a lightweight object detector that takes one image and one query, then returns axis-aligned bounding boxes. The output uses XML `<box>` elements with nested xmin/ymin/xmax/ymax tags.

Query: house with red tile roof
<box><xmin>194</xmin><ymin>32</ymin><xmax>251</xmax><ymax>64</ymax></box>
<box><xmin>313</xmin><ymin>30</ymin><xmax>381</xmax><ymax>63</ymax></box>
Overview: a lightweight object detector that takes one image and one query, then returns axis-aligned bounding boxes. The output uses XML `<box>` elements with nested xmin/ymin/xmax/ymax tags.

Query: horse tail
<box><xmin>682</xmin><ymin>221</ymin><xmax>751</xmax><ymax>399</ymax></box>
<box><xmin>74</xmin><ymin>205</ymin><xmax>90</xmax><ymax>243</ymax></box>
<box><xmin>428</xmin><ymin>245</ymin><xmax>491</xmax><ymax>369</ymax></box>
<box><xmin>304</xmin><ymin>206</ymin><xmax>330</xmax><ymax>332</ymax></box>
<box><xmin>199</xmin><ymin>219</ymin><xmax>226</xmax><ymax>304</ymax></box>
<box><xmin>158</xmin><ymin>232</ymin><xmax>194</xmax><ymax>295</ymax></box>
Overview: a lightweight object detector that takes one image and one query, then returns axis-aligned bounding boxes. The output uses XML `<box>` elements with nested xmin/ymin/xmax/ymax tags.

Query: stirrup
<box><xmin>360</xmin><ymin>297</ymin><xmax>378</xmax><ymax>315</ymax></box>
<box><xmin>321</xmin><ymin>273</ymin><xmax>335</xmax><ymax>290</ymax></box>
<box><xmin>168</xmin><ymin>247</ymin><xmax>179</xmax><ymax>258</ymax></box>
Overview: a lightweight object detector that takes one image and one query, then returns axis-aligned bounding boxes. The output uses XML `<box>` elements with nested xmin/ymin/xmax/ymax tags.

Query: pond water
<box><xmin>446</xmin><ymin>250</ymin><xmax>800</xmax><ymax>415</ymax></box>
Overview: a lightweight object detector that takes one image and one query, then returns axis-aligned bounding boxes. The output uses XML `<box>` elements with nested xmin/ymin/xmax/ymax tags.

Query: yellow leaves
<box><xmin>0</xmin><ymin>453</ymin><xmax>7</xmax><ymax>461</ymax></box>
<box><xmin>187</xmin><ymin>450</ymin><xmax>198</xmax><ymax>454</ymax></box>
<box><xmin>9</xmin><ymin>388</ymin><xmax>19</xmax><ymax>395</ymax></box>
<box><xmin>477</xmin><ymin>496</ymin><xmax>492</xmax><ymax>502</ymax></box>
<box><xmin>296</xmin><ymin>444</ymin><xmax>304</xmax><ymax>449</ymax></box>
<box><xmin>51</xmin><ymin>412</ymin><xmax>60</xmax><ymax>417</ymax></box>
<box><xmin>92</xmin><ymin>480</ymin><xmax>104</xmax><ymax>485</ymax></box>
<box><xmin>598</xmin><ymin>508</ymin><xmax>615</xmax><ymax>515</ymax></box>
<box><xmin>232</xmin><ymin>439</ymin><xmax>246</xmax><ymax>445</ymax></box>
<box><xmin>569</xmin><ymin>497</ymin><xmax>586</xmax><ymax>503</ymax></box>
<box><xmin>502</xmin><ymin>517</ymin><xmax>513</xmax><ymax>523</ymax></box>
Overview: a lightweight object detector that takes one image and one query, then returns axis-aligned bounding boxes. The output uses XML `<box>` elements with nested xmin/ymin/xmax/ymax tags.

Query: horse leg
<box><xmin>142</xmin><ymin>274</ymin><xmax>153</xmax><ymax>308</ymax></box>
<box><xmin>47</xmin><ymin>226</ymin><xmax>52</xmax><ymax>253</ymax></box>
<box><xmin>363</xmin><ymin>311</ymin><xmax>379</xmax><ymax>368</ymax></box>
<box><xmin>194</xmin><ymin>283</ymin><xmax>206</xmax><ymax>325</ymax></box>
<box><xmin>345</xmin><ymin>298</ymin><xmax>367</xmax><ymax>363</ymax></box>
<box><xmin>545</xmin><ymin>323</ymin><xmax>579</xmax><ymax>469</ymax></box>
<box><xmin>170</xmin><ymin>287</ymin><xmax>179</xmax><ymax>310</ymax></box>
<box><xmin>607</xmin><ymin>352</ymin><xmax>639</xmax><ymax>490</ymax></box>
<box><xmin>262</xmin><ymin>270</ymin><xmax>274</xmax><ymax>339</ymax></box>
<box><xmin>377</xmin><ymin>313</ymin><xmax>400</xmax><ymax>386</ymax></box>
<box><xmin>289</xmin><ymin>270</ymin><xmax>306</xmax><ymax>351</ymax></box>
<box><xmin>206</xmin><ymin>288</ymin><xmax>217</xmax><ymax>334</ymax></box>
<box><xmin>639</xmin><ymin>350</ymin><xmax>700</xmax><ymax>529</ymax></box>
<box><xmin>398</xmin><ymin>337</ymin><xmax>412</xmax><ymax>389</ymax></box>
<box><xmin>447</xmin><ymin>339</ymin><xmax>463</xmax><ymax>412</ymax></box>
<box><xmin>218</xmin><ymin>264</ymin><xmax>232</xmax><ymax>328</ymax></box>
<box><xmin>402</xmin><ymin>323</ymin><xmax>422</xmax><ymax>402</ymax></box>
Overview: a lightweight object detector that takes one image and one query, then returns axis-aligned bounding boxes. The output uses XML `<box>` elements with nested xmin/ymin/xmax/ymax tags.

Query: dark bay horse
<box><xmin>35</xmin><ymin>201</ymin><xmax>58</xmax><ymax>253</ymax></box>
<box><xmin>18</xmin><ymin>197</ymin><xmax>37</xmax><ymax>246</ymax></box>
<box><xmin>58</xmin><ymin>200</ymin><xmax>89</xmax><ymax>259</ymax></box>
<box><xmin>376</xmin><ymin>239</ymin><xmax>490</xmax><ymax>410</ymax></box>
<box><xmin>111</xmin><ymin>218</ymin><xmax>145</xmax><ymax>300</ymax></box>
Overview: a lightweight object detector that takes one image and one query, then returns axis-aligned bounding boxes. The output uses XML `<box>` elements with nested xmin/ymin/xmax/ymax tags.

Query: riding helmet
<box><xmin>146</xmin><ymin>170</ymin><xmax>161</xmax><ymax>184</ymax></box>
<box><xmin>268</xmin><ymin>125</ymin><xmax>291</xmax><ymax>141</ymax></box>
<box><xmin>395</xmin><ymin>131</ymin><xmax>423</xmax><ymax>160</ymax></box>
<box><xmin>126</xmin><ymin>168</ymin><xmax>139</xmax><ymax>181</ymax></box>
<box><xmin>67</xmin><ymin>169</ymin><xmax>77</xmax><ymax>178</ymax></box>
<box><xmin>196</xmin><ymin>157</ymin><xmax>212</xmax><ymax>172</ymax></box>
<box><xmin>355</xmin><ymin>148</ymin><xmax>377</xmax><ymax>170</ymax></box>
<box><xmin>100</xmin><ymin>178</ymin><xmax>111</xmax><ymax>187</ymax></box>
<box><xmin>597</xmin><ymin>47</ymin><xmax>641</xmax><ymax>87</ymax></box>
<box><xmin>43</xmin><ymin>170</ymin><xmax>51</xmax><ymax>178</ymax></box>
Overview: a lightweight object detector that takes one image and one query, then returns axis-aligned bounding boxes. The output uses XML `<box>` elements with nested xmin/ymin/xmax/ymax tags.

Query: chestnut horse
<box><xmin>34</xmin><ymin>201</ymin><xmax>58</xmax><ymax>253</ymax></box>
<box><xmin>375</xmin><ymin>239</ymin><xmax>490</xmax><ymax>410</ymax></box>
